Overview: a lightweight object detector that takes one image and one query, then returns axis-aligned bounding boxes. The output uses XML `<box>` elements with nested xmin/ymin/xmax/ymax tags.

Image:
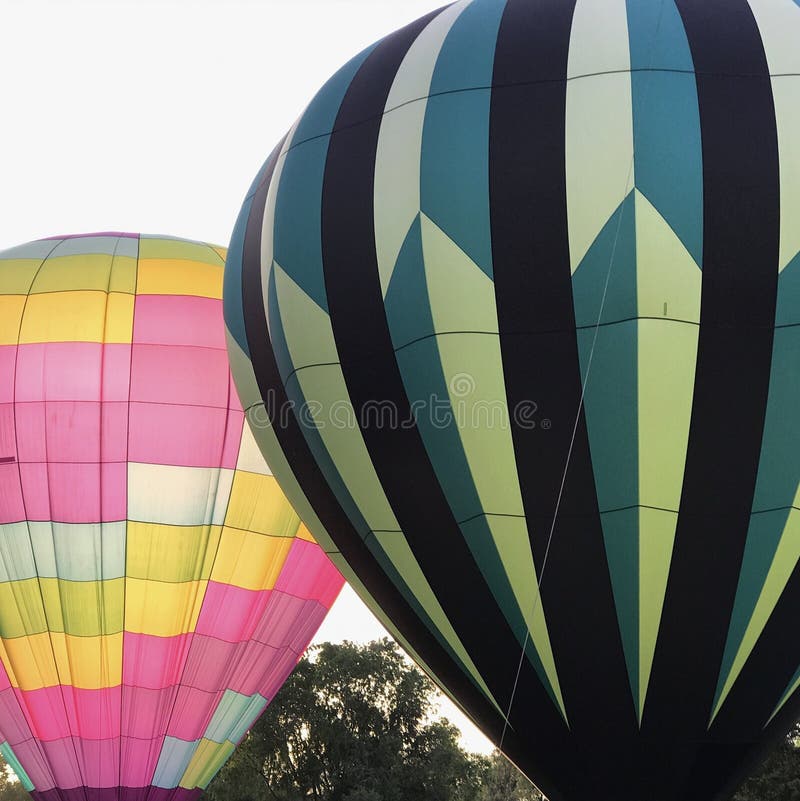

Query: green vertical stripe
<box><xmin>713</xmin><ymin>263</ymin><xmax>800</xmax><ymax>719</ymax></box>
<box><xmin>573</xmin><ymin>195</ymin><xmax>639</xmax><ymax>709</ymax></box>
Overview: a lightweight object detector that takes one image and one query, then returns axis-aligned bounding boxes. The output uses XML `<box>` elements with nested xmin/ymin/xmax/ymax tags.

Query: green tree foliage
<box><xmin>3</xmin><ymin>640</ymin><xmax>800</xmax><ymax>801</ymax></box>
<box><xmin>205</xmin><ymin>639</ymin><xmax>485</xmax><ymax>801</ymax></box>
<box><xmin>0</xmin><ymin>756</ymin><xmax>29</xmax><ymax>801</ymax></box>
<box><xmin>733</xmin><ymin>722</ymin><xmax>800</xmax><ymax>801</ymax></box>
<box><xmin>205</xmin><ymin>639</ymin><xmax>800</xmax><ymax>801</ymax></box>
<box><xmin>478</xmin><ymin>751</ymin><xmax>544</xmax><ymax>801</ymax></box>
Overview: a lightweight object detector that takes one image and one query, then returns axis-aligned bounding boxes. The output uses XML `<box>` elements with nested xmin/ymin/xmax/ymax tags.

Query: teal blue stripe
<box><xmin>273</xmin><ymin>138</ymin><xmax>333</xmax><ymax>313</ymax></box>
<box><xmin>0</xmin><ymin>742</ymin><xmax>34</xmax><ymax>792</ymax></box>
<box><xmin>775</xmin><ymin>251</ymin><xmax>800</xmax><ymax>327</ymax></box>
<box><xmin>385</xmin><ymin>219</ymin><xmax>481</xmax><ymax>523</ymax></box>
<box><xmin>714</xmin><ymin>510</ymin><xmax>787</xmax><ymax>713</ymax></box>
<box><xmin>626</xmin><ymin>0</ymin><xmax>692</xmax><ymax>75</ymax></box>
<box><xmin>383</xmin><ymin>217</ymin><xmax>435</xmax><ymax>348</ymax></box>
<box><xmin>772</xmin><ymin>663</ymin><xmax>800</xmax><ymax>721</ymax></box>
<box><xmin>290</xmin><ymin>46</ymin><xmax>376</xmax><ymax>144</ymax></box>
<box><xmin>384</xmin><ymin>221</ymin><xmax>558</xmax><ymax>701</ymax></box>
<box><xmin>272</xmin><ymin>45</ymin><xmax>375</xmax><ymax>312</ymax></box>
<box><xmin>627</xmin><ymin>0</ymin><xmax>703</xmax><ymax>265</ymax></box>
<box><xmin>751</xmin><ymin>324</ymin><xmax>800</xmax><ymax>511</ymax></box>
<box><xmin>421</xmin><ymin>0</ymin><xmax>504</xmax><ymax>279</ymax></box>
<box><xmin>394</xmin><ymin>340</ymin><xmax>483</xmax><ymax>520</ymax></box>
<box><xmin>223</xmin><ymin>192</ymin><xmax>256</xmax><ymax>356</ymax></box>
<box><xmin>572</xmin><ymin>195</ymin><xmax>637</xmax><ymax>329</ymax></box>
<box><xmin>242</xmin><ymin>149</ymin><xmax>281</xmax><ymax>202</ymax></box>
<box><xmin>152</xmin><ymin>737</ymin><xmax>200</xmax><ymax>789</ymax></box>
<box><xmin>421</xmin><ymin>90</ymin><xmax>493</xmax><ymax>279</ymax></box>
<box><xmin>600</xmin><ymin>509</ymin><xmax>640</xmax><ymax>706</ymax></box>
<box><xmin>714</xmin><ymin>262</ymin><xmax>800</xmax><ymax>707</ymax></box>
<box><xmin>227</xmin><ymin>44</ymin><xmax>375</xmax><ymax>351</ymax></box>
<box><xmin>575</xmin><ymin>320</ymin><xmax>638</xmax><ymax>510</ymax></box>
<box><xmin>428</xmin><ymin>0</ymin><xmax>505</xmax><ymax>95</ymax></box>
<box><xmin>575</xmin><ymin>319</ymin><xmax>639</xmax><ymax>699</ymax></box>
<box><xmin>572</xmin><ymin>195</ymin><xmax>638</xmax><ymax>697</ymax></box>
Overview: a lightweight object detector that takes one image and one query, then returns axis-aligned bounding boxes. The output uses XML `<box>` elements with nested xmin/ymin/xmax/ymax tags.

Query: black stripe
<box><xmin>236</xmin><ymin>105</ymin><xmax>517</xmax><ymax>784</ymax></box>
<box><xmin>711</xmin><ymin>560</ymin><xmax>800</xmax><ymax>737</ymax></box>
<box><xmin>696</xmin><ymin>569</ymin><xmax>800</xmax><ymax>801</ymax></box>
<box><xmin>318</xmin><ymin>8</ymin><xmax>578</xmax><ymax>800</ymax></box>
<box><xmin>641</xmin><ymin>0</ymin><xmax>779</xmax><ymax>793</ymax></box>
<box><xmin>489</xmin><ymin>0</ymin><xmax>638</xmax><ymax>786</ymax></box>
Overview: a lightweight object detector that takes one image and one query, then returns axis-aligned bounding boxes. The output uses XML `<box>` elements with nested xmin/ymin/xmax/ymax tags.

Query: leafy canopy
<box><xmin>205</xmin><ymin>639</ymin><xmax>537</xmax><ymax>801</ymax></box>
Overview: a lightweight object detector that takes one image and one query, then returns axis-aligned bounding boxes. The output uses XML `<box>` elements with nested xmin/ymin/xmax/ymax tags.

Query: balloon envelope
<box><xmin>0</xmin><ymin>233</ymin><xmax>343</xmax><ymax>800</ymax></box>
<box><xmin>224</xmin><ymin>1</ymin><xmax>800</xmax><ymax>799</ymax></box>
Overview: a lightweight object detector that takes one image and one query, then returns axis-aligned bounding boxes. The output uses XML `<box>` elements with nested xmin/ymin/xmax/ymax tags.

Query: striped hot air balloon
<box><xmin>0</xmin><ymin>233</ymin><xmax>343</xmax><ymax>801</ymax></box>
<box><xmin>223</xmin><ymin>0</ymin><xmax>800</xmax><ymax>799</ymax></box>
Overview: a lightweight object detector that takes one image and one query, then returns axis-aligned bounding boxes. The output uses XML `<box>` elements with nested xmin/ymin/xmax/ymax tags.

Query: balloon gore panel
<box><xmin>224</xmin><ymin>1</ymin><xmax>800</xmax><ymax>799</ymax></box>
<box><xmin>0</xmin><ymin>234</ymin><xmax>343</xmax><ymax>798</ymax></box>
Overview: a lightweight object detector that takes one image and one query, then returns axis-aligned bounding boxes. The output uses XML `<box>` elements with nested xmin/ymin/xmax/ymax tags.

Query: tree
<box><xmin>205</xmin><ymin>639</ymin><xmax>800</xmax><ymax>801</ymax></box>
<box><xmin>0</xmin><ymin>756</ymin><xmax>29</xmax><ymax>801</ymax></box>
<box><xmin>733</xmin><ymin>722</ymin><xmax>800</xmax><ymax>801</ymax></box>
<box><xmin>205</xmin><ymin>639</ymin><xmax>485</xmax><ymax>801</ymax></box>
<box><xmin>479</xmin><ymin>751</ymin><xmax>545</xmax><ymax>801</ymax></box>
<box><xmin>401</xmin><ymin>720</ymin><xmax>487</xmax><ymax>801</ymax></box>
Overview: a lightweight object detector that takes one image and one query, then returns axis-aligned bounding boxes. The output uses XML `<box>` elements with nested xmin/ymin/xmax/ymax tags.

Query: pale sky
<box><xmin>0</xmin><ymin>0</ymin><xmax>493</xmax><ymax>755</ymax></box>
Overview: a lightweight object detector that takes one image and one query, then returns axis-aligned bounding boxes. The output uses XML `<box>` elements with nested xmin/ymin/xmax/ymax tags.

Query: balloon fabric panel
<box><xmin>224</xmin><ymin>1</ymin><xmax>800</xmax><ymax>799</ymax></box>
<box><xmin>0</xmin><ymin>234</ymin><xmax>343</xmax><ymax>800</ymax></box>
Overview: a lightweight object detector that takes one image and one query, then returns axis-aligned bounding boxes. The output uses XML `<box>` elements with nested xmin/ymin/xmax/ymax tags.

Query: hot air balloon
<box><xmin>223</xmin><ymin>0</ymin><xmax>800</xmax><ymax>799</ymax></box>
<box><xmin>0</xmin><ymin>233</ymin><xmax>343</xmax><ymax>801</ymax></box>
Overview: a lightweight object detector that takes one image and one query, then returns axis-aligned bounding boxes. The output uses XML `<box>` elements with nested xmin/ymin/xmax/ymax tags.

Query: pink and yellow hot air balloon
<box><xmin>0</xmin><ymin>233</ymin><xmax>343</xmax><ymax>801</ymax></box>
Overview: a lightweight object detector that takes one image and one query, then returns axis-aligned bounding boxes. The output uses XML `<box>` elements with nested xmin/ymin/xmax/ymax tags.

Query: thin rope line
<box><xmin>498</xmin><ymin>0</ymin><xmax>667</xmax><ymax>748</ymax></box>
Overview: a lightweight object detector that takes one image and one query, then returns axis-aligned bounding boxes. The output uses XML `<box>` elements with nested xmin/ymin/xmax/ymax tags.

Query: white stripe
<box><xmin>261</xmin><ymin>119</ymin><xmax>302</xmax><ymax>340</ymax></box>
<box><xmin>128</xmin><ymin>462</ymin><xmax>233</xmax><ymax>527</ymax></box>
<box><xmin>235</xmin><ymin>421</ymin><xmax>273</xmax><ymax>476</ymax></box>
<box><xmin>0</xmin><ymin>523</ymin><xmax>37</xmax><ymax>582</ymax></box>
<box><xmin>29</xmin><ymin>521</ymin><xmax>126</xmax><ymax>581</ymax></box>
<box><xmin>0</xmin><ymin>521</ymin><xmax>127</xmax><ymax>582</ymax></box>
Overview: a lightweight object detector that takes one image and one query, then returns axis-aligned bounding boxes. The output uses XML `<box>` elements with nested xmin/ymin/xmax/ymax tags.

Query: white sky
<box><xmin>0</xmin><ymin>0</ymin><xmax>493</xmax><ymax>755</ymax></box>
